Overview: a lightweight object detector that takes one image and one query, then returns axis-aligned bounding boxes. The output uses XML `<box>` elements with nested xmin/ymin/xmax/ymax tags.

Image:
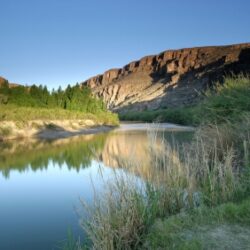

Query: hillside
<box><xmin>81</xmin><ymin>43</ymin><xmax>250</xmax><ymax>113</ymax></box>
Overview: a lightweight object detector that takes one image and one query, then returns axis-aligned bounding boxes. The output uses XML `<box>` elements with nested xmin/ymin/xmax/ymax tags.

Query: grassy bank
<box><xmin>0</xmin><ymin>80</ymin><xmax>119</xmax><ymax>139</ymax></box>
<box><xmin>120</xmin><ymin>75</ymin><xmax>250</xmax><ymax>126</ymax></box>
<box><xmin>76</xmin><ymin>117</ymin><xmax>250</xmax><ymax>249</ymax></box>
<box><xmin>145</xmin><ymin>198</ymin><xmax>250</xmax><ymax>249</ymax></box>
<box><xmin>0</xmin><ymin>105</ymin><xmax>119</xmax><ymax>125</ymax></box>
<box><xmin>61</xmin><ymin>75</ymin><xmax>250</xmax><ymax>250</ymax></box>
<box><xmin>0</xmin><ymin>105</ymin><xmax>119</xmax><ymax>139</ymax></box>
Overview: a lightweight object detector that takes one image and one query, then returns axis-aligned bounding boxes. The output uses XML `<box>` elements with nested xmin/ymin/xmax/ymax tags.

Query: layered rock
<box><xmin>81</xmin><ymin>43</ymin><xmax>250</xmax><ymax>112</ymax></box>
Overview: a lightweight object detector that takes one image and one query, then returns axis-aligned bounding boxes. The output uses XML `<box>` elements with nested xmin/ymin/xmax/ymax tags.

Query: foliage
<box><xmin>120</xmin><ymin>75</ymin><xmax>250</xmax><ymax>126</ymax></box>
<box><xmin>0</xmin><ymin>82</ymin><xmax>109</xmax><ymax>115</ymax></box>
<box><xmin>196</xmin><ymin>75</ymin><xmax>250</xmax><ymax>124</ymax></box>
<box><xmin>80</xmin><ymin>114</ymin><xmax>250</xmax><ymax>249</ymax></box>
<box><xmin>0</xmin><ymin>82</ymin><xmax>119</xmax><ymax>125</ymax></box>
<box><xmin>119</xmin><ymin>108</ymin><xmax>195</xmax><ymax>125</ymax></box>
<box><xmin>0</xmin><ymin>105</ymin><xmax>119</xmax><ymax>125</ymax></box>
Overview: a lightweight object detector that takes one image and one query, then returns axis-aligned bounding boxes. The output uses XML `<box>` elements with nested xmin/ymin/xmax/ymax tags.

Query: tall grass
<box><xmin>80</xmin><ymin>115</ymin><xmax>250</xmax><ymax>249</ymax></box>
<box><xmin>67</xmin><ymin>76</ymin><xmax>250</xmax><ymax>249</ymax></box>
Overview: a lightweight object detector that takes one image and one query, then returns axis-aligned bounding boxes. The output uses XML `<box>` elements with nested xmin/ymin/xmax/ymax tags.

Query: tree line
<box><xmin>0</xmin><ymin>80</ymin><xmax>106</xmax><ymax>113</ymax></box>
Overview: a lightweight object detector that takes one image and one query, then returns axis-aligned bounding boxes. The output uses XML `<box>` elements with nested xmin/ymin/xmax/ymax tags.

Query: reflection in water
<box><xmin>0</xmin><ymin>126</ymin><xmax>193</xmax><ymax>250</ymax></box>
<box><xmin>0</xmin><ymin>134</ymin><xmax>107</xmax><ymax>178</ymax></box>
<box><xmin>0</xmin><ymin>129</ymin><xmax>192</xmax><ymax>179</ymax></box>
<box><xmin>100</xmin><ymin>130</ymin><xmax>192</xmax><ymax>179</ymax></box>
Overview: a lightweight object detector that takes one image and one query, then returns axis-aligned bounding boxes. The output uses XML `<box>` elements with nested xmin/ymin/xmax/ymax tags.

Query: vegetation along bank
<box><xmin>66</xmin><ymin>75</ymin><xmax>250</xmax><ymax>249</ymax></box>
<box><xmin>0</xmin><ymin>78</ymin><xmax>119</xmax><ymax>140</ymax></box>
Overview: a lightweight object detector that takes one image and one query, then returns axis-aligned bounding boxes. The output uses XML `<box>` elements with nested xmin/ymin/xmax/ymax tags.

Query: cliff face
<box><xmin>0</xmin><ymin>77</ymin><xmax>7</xmax><ymax>86</ymax></box>
<box><xmin>82</xmin><ymin>43</ymin><xmax>250</xmax><ymax>112</ymax></box>
<box><xmin>0</xmin><ymin>76</ymin><xmax>20</xmax><ymax>88</ymax></box>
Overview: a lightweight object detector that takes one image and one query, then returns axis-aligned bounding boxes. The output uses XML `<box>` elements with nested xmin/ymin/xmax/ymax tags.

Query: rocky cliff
<box><xmin>0</xmin><ymin>76</ymin><xmax>20</xmax><ymax>88</ymax></box>
<box><xmin>0</xmin><ymin>77</ymin><xmax>7</xmax><ymax>86</ymax></box>
<box><xmin>81</xmin><ymin>43</ymin><xmax>250</xmax><ymax>112</ymax></box>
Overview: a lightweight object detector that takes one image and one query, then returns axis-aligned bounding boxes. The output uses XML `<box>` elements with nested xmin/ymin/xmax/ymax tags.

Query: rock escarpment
<box><xmin>0</xmin><ymin>76</ymin><xmax>20</xmax><ymax>88</ymax></box>
<box><xmin>81</xmin><ymin>43</ymin><xmax>250</xmax><ymax>112</ymax></box>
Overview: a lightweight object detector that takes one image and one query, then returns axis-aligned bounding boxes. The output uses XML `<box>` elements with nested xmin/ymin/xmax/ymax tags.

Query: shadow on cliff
<box><xmin>120</xmin><ymin>48</ymin><xmax>250</xmax><ymax>112</ymax></box>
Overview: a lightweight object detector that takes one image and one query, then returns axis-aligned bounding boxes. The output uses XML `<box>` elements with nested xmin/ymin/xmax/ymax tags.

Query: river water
<box><xmin>0</xmin><ymin>123</ymin><xmax>193</xmax><ymax>250</ymax></box>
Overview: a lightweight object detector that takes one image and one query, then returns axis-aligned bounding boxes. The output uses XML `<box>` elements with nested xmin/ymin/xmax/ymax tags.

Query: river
<box><xmin>0</xmin><ymin>123</ymin><xmax>193</xmax><ymax>250</ymax></box>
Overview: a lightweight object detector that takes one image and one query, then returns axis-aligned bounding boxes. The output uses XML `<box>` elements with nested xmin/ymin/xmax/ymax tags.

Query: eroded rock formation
<box><xmin>81</xmin><ymin>43</ymin><xmax>250</xmax><ymax>112</ymax></box>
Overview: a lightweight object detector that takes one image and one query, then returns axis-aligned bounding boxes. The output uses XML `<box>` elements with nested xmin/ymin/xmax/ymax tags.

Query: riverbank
<box><xmin>0</xmin><ymin>119</ymin><xmax>117</xmax><ymax>140</ymax></box>
<box><xmin>114</xmin><ymin>122</ymin><xmax>194</xmax><ymax>132</ymax></box>
<box><xmin>71</xmin><ymin>76</ymin><xmax>250</xmax><ymax>249</ymax></box>
<box><xmin>76</xmin><ymin>116</ymin><xmax>250</xmax><ymax>250</ymax></box>
<box><xmin>0</xmin><ymin>105</ymin><xmax>119</xmax><ymax>140</ymax></box>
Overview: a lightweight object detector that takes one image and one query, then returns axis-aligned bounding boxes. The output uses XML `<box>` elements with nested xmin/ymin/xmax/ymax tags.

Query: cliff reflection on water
<box><xmin>0</xmin><ymin>128</ymin><xmax>193</xmax><ymax>179</ymax></box>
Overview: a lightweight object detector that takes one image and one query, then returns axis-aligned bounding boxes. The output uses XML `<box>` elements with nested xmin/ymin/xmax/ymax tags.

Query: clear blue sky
<box><xmin>1</xmin><ymin>0</ymin><xmax>250</xmax><ymax>89</ymax></box>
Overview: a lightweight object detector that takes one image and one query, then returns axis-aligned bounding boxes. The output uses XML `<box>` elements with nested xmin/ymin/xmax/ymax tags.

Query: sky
<box><xmin>0</xmin><ymin>0</ymin><xmax>250</xmax><ymax>90</ymax></box>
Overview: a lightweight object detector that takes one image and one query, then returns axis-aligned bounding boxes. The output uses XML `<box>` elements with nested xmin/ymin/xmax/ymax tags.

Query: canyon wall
<box><xmin>81</xmin><ymin>43</ymin><xmax>250</xmax><ymax>112</ymax></box>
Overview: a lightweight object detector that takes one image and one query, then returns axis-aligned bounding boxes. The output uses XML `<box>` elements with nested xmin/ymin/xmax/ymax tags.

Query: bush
<box><xmin>120</xmin><ymin>76</ymin><xmax>250</xmax><ymax>126</ymax></box>
<box><xmin>197</xmin><ymin>75</ymin><xmax>250</xmax><ymax>124</ymax></box>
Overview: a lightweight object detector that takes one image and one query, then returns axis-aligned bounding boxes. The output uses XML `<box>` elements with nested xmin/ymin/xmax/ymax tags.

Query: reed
<box><xmin>80</xmin><ymin>117</ymin><xmax>250</xmax><ymax>249</ymax></box>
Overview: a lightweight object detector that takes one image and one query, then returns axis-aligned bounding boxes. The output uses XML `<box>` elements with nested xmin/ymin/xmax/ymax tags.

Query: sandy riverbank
<box><xmin>0</xmin><ymin>120</ymin><xmax>195</xmax><ymax>141</ymax></box>
<box><xmin>0</xmin><ymin>119</ymin><xmax>117</xmax><ymax>141</ymax></box>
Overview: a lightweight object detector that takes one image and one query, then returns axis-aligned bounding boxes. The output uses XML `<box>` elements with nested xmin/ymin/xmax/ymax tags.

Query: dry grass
<box><xmin>78</xmin><ymin>117</ymin><xmax>250</xmax><ymax>249</ymax></box>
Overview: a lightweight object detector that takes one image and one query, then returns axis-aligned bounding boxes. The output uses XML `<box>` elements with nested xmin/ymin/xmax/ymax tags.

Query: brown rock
<box><xmin>81</xmin><ymin>43</ymin><xmax>250</xmax><ymax>112</ymax></box>
<box><xmin>0</xmin><ymin>76</ymin><xmax>20</xmax><ymax>88</ymax></box>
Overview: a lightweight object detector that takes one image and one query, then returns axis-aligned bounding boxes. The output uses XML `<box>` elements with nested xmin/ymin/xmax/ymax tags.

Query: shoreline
<box><xmin>0</xmin><ymin>119</ymin><xmax>117</xmax><ymax>141</ymax></box>
<box><xmin>116</xmin><ymin>122</ymin><xmax>195</xmax><ymax>132</ymax></box>
<box><xmin>0</xmin><ymin>120</ymin><xmax>194</xmax><ymax>141</ymax></box>
<box><xmin>37</xmin><ymin>125</ymin><xmax>116</xmax><ymax>140</ymax></box>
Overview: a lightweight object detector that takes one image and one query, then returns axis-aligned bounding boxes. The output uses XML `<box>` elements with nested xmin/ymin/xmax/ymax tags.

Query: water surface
<box><xmin>0</xmin><ymin>123</ymin><xmax>192</xmax><ymax>250</ymax></box>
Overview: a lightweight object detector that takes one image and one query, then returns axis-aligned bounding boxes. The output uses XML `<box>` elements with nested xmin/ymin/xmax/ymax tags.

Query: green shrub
<box><xmin>120</xmin><ymin>76</ymin><xmax>250</xmax><ymax>126</ymax></box>
<box><xmin>197</xmin><ymin>75</ymin><xmax>250</xmax><ymax>124</ymax></box>
<box><xmin>0</xmin><ymin>126</ymin><xmax>12</xmax><ymax>136</ymax></box>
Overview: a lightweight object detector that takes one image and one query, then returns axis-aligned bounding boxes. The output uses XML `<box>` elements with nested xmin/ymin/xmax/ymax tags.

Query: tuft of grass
<box><xmin>80</xmin><ymin>172</ymin><xmax>148</xmax><ymax>249</ymax></box>
<box><xmin>0</xmin><ymin>126</ymin><xmax>12</xmax><ymax>136</ymax></box>
<box><xmin>60</xmin><ymin>229</ymin><xmax>83</xmax><ymax>250</ymax></box>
